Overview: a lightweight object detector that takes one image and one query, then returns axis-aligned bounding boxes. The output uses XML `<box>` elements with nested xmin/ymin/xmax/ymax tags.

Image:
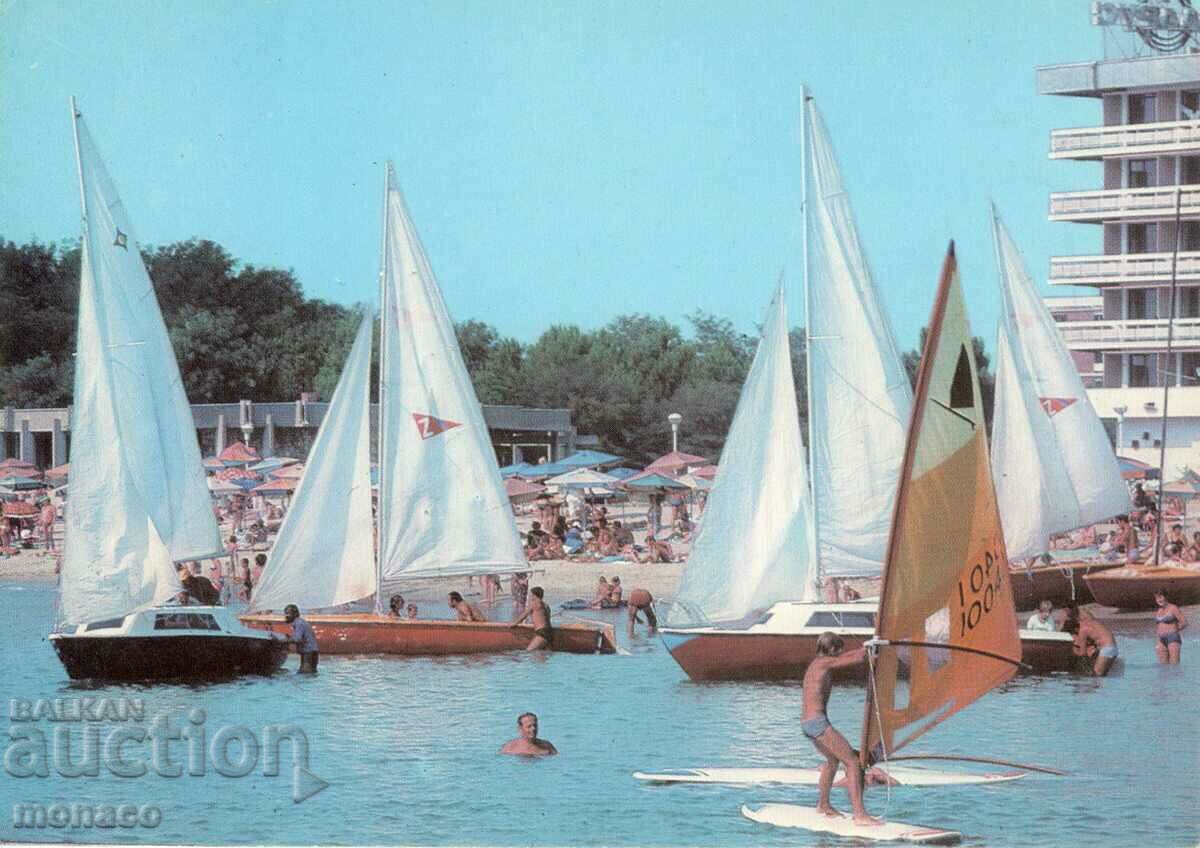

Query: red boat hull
<box><xmin>1009</xmin><ymin>560</ymin><xmax>1125</xmax><ymax>611</ymax></box>
<box><xmin>240</xmin><ymin>613</ymin><xmax>617</xmax><ymax>655</ymax></box>
<box><xmin>661</xmin><ymin>630</ymin><xmax>1080</xmax><ymax>680</ymax></box>
<box><xmin>1082</xmin><ymin>566</ymin><xmax>1200</xmax><ymax>610</ymax></box>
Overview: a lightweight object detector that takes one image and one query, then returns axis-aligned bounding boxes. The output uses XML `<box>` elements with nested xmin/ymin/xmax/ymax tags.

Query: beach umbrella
<box><xmin>217</xmin><ymin>441</ymin><xmax>261</xmax><ymax>466</ymax></box>
<box><xmin>557</xmin><ymin>449</ymin><xmax>623</xmax><ymax>469</ymax></box>
<box><xmin>248</xmin><ymin>457</ymin><xmax>299</xmax><ymax>474</ymax></box>
<box><xmin>645</xmin><ymin>451</ymin><xmax>708</xmax><ymax>473</ymax></box>
<box><xmin>215</xmin><ymin>467</ymin><xmax>262</xmax><ymax>490</ymax></box>
<box><xmin>2</xmin><ymin>500</ymin><xmax>38</xmax><ymax>517</ymax></box>
<box><xmin>545</xmin><ymin>467</ymin><xmax>620</xmax><ymax>488</ymax></box>
<box><xmin>271</xmin><ymin>463</ymin><xmax>306</xmax><ymax>480</ymax></box>
<box><xmin>207</xmin><ymin>477</ymin><xmax>242</xmax><ymax>496</ymax></box>
<box><xmin>0</xmin><ymin>475</ymin><xmax>42</xmax><ymax>491</ymax></box>
<box><xmin>202</xmin><ymin>457</ymin><xmax>225</xmax><ymax>470</ymax></box>
<box><xmin>44</xmin><ymin>463</ymin><xmax>70</xmax><ymax>480</ymax></box>
<box><xmin>0</xmin><ymin>458</ymin><xmax>38</xmax><ymax>473</ymax></box>
<box><xmin>693</xmin><ymin>464</ymin><xmax>718</xmax><ymax>480</ymax></box>
<box><xmin>504</xmin><ymin>477</ymin><xmax>546</xmax><ymax>503</ymax></box>
<box><xmin>621</xmin><ymin>472</ymin><xmax>690</xmax><ymax>490</ymax></box>
<box><xmin>605</xmin><ymin>467</ymin><xmax>639</xmax><ymax>481</ymax></box>
<box><xmin>499</xmin><ymin>461</ymin><xmax>540</xmax><ymax>478</ymax></box>
<box><xmin>252</xmin><ymin>477</ymin><xmax>298</xmax><ymax>494</ymax></box>
<box><xmin>676</xmin><ymin>473</ymin><xmax>713</xmax><ymax>491</ymax></box>
<box><xmin>1117</xmin><ymin>455</ymin><xmax>1157</xmax><ymax>480</ymax></box>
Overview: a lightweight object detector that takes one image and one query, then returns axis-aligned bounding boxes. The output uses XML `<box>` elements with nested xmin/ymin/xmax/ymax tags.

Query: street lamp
<box><xmin>667</xmin><ymin>412</ymin><xmax>683</xmax><ymax>453</ymax></box>
<box><xmin>1113</xmin><ymin>404</ymin><xmax>1127</xmax><ymax>451</ymax></box>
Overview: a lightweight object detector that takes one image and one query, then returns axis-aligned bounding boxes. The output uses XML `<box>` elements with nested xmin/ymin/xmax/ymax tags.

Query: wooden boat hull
<box><xmin>661</xmin><ymin>629</ymin><xmax>1080</xmax><ymax>680</ymax></box>
<box><xmin>1082</xmin><ymin>566</ymin><xmax>1200</xmax><ymax>610</ymax></box>
<box><xmin>50</xmin><ymin>633</ymin><xmax>289</xmax><ymax>681</ymax></box>
<box><xmin>1009</xmin><ymin>560</ymin><xmax>1125</xmax><ymax>611</ymax></box>
<box><xmin>240</xmin><ymin>613</ymin><xmax>617</xmax><ymax>655</ymax></box>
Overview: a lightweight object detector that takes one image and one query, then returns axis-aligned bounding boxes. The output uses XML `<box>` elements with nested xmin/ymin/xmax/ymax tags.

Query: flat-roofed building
<box><xmin>1039</xmin><ymin>6</ymin><xmax>1200</xmax><ymax>469</ymax></box>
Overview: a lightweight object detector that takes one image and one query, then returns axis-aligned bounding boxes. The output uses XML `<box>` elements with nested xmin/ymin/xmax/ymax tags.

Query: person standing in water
<box><xmin>499</xmin><ymin>712</ymin><xmax>557</xmax><ymax>756</ymax></box>
<box><xmin>284</xmin><ymin>604</ymin><xmax>319</xmax><ymax>673</ymax></box>
<box><xmin>801</xmin><ymin>632</ymin><xmax>880</xmax><ymax>827</ymax></box>
<box><xmin>1154</xmin><ymin>589</ymin><xmax>1187</xmax><ymax>665</ymax></box>
<box><xmin>1063</xmin><ymin>603</ymin><xmax>1119</xmax><ymax>676</ymax></box>
<box><xmin>512</xmin><ymin>586</ymin><xmax>553</xmax><ymax>650</ymax></box>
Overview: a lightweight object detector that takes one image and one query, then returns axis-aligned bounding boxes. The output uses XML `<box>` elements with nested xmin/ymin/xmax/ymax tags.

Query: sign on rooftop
<box><xmin>1092</xmin><ymin>1</ymin><xmax>1200</xmax><ymax>52</ymax></box>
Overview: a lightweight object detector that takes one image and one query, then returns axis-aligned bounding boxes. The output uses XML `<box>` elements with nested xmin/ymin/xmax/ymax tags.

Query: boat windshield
<box><xmin>154</xmin><ymin>613</ymin><xmax>222</xmax><ymax>631</ymax></box>
<box><xmin>804</xmin><ymin>610</ymin><xmax>875</xmax><ymax>629</ymax></box>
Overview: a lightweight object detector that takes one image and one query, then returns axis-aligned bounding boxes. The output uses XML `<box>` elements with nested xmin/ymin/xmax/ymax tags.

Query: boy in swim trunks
<box><xmin>801</xmin><ymin>632</ymin><xmax>880</xmax><ymax>826</ymax></box>
<box><xmin>1064</xmin><ymin>603</ymin><xmax>1119</xmax><ymax>676</ymax></box>
<box><xmin>512</xmin><ymin>586</ymin><xmax>553</xmax><ymax>650</ymax></box>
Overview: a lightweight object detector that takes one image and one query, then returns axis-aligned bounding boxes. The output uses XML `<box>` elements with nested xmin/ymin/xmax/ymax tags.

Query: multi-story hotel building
<box><xmin>1038</xmin><ymin>10</ymin><xmax>1200</xmax><ymax>471</ymax></box>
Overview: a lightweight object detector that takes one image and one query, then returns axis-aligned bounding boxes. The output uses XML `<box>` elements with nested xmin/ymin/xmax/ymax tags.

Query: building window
<box><xmin>1182</xmin><ymin>91</ymin><xmax>1200</xmax><ymax>120</ymax></box>
<box><xmin>1127</xmin><ymin>222</ymin><xmax>1158</xmax><ymax>253</ymax></box>
<box><xmin>1130</xmin><ymin>354</ymin><xmax>1152</xmax><ymax>386</ymax></box>
<box><xmin>1183</xmin><ymin>222</ymin><xmax>1200</xmax><ymax>252</ymax></box>
<box><xmin>1182</xmin><ymin>288</ymin><xmax>1200</xmax><ymax>319</ymax></box>
<box><xmin>1128</xmin><ymin>288</ymin><xmax>1152</xmax><ymax>319</ymax></box>
<box><xmin>1182</xmin><ymin>352</ymin><xmax>1200</xmax><ymax>384</ymax></box>
<box><xmin>1129</xmin><ymin>94</ymin><xmax>1158</xmax><ymax>124</ymax></box>
<box><xmin>1128</xmin><ymin>159</ymin><xmax>1157</xmax><ymax>188</ymax></box>
<box><xmin>1182</xmin><ymin>156</ymin><xmax>1200</xmax><ymax>186</ymax></box>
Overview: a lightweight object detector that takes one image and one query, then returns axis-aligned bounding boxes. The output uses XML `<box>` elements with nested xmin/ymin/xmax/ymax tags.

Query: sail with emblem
<box><xmin>669</xmin><ymin>288</ymin><xmax>815</xmax><ymax>623</ymax></box>
<box><xmin>989</xmin><ymin>208</ymin><xmax>1131</xmax><ymax>561</ymax></box>
<box><xmin>805</xmin><ymin>96</ymin><xmax>913</xmax><ymax>582</ymax></box>
<box><xmin>376</xmin><ymin>164</ymin><xmax>527</xmax><ymax>589</ymax></box>
<box><xmin>60</xmin><ymin>101</ymin><xmax>223</xmax><ymax>625</ymax></box>
<box><xmin>861</xmin><ymin>244</ymin><xmax>1022</xmax><ymax>766</ymax></box>
<box><xmin>250</xmin><ymin>316</ymin><xmax>376</xmax><ymax>612</ymax></box>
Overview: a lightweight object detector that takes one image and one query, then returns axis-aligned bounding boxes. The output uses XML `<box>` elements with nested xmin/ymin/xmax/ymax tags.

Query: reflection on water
<box><xmin>0</xmin><ymin>581</ymin><xmax>1196</xmax><ymax>847</ymax></box>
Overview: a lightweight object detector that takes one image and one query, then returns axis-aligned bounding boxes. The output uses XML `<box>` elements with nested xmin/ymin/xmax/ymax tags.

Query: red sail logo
<box><xmin>412</xmin><ymin>413</ymin><xmax>461</xmax><ymax>440</ymax></box>
<box><xmin>1039</xmin><ymin>397</ymin><xmax>1077</xmax><ymax>417</ymax></box>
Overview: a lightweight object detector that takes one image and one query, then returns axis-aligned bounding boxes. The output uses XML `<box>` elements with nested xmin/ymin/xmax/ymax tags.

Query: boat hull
<box><xmin>50</xmin><ymin>634</ymin><xmax>289</xmax><ymax>681</ymax></box>
<box><xmin>240</xmin><ymin>613</ymin><xmax>617</xmax><ymax>655</ymax></box>
<box><xmin>1009</xmin><ymin>560</ymin><xmax>1125</xmax><ymax>611</ymax></box>
<box><xmin>1082</xmin><ymin>566</ymin><xmax>1200</xmax><ymax>610</ymax></box>
<box><xmin>661</xmin><ymin>629</ymin><xmax>1080</xmax><ymax>680</ymax></box>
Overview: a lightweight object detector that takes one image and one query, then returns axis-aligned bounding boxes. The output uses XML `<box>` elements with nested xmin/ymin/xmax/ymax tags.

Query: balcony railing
<box><xmin>1050</xmin><ymin>119</ymin><xmax>1200</xmax><ymax>160</ymax></box>
<box><xmin>1049</xmin><ymin>251</ymin><xmax>1200</xmax><ymax>285</ymax></box>
<box><xmin>1056</xmin><ymin>317</ymin><xmax>1200</xmax><ymax>349</ymax></box>
<box><xmin>1049</xmin><ymin>185</ymin><xmax>1200</xmax><ymax>222</ymax></box>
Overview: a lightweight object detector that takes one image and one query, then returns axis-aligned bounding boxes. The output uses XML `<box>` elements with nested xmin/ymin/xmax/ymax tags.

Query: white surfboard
<box><xmin>742</xmin><ymin>804</ymin><xmax>962</xmax><ymax>845</ymax></box>
<box><xmin>633</xmin><ymin>765</ymin><xmax>1025</xmax><ymax>787</ymax></box>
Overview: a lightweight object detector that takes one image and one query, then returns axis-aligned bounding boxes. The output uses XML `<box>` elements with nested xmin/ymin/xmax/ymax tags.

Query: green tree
<box><xmin>455</xmin><ymin>320</ymin><xmax>500</xmax><ymax>380</ymax></box>
<box><xmin>0</xmin><ymin>353</ymin><xmax>73</xmax><ymax>408</ymax></box>
<box><xmin>902</xmin><ymin>327</ymin><xmax>996</xmax><ymax>432</ymax></box>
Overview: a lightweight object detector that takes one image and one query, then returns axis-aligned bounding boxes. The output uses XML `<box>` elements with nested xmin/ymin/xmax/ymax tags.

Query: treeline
<box><xmin>0</xmin><ymin>237</ymin><xmax>994</xmax><ymax>464</ymax></box>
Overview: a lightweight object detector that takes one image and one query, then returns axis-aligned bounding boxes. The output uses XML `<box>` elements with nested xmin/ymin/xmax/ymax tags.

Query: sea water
<box><xmin>0</xmin><ymin>580</ymin><xmax>1196</xmax><ymax>848</ymax></box>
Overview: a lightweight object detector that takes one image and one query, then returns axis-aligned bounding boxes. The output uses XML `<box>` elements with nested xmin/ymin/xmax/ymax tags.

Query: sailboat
<box><xmin>657</xmin><ymin>92</ymin><xmax>914</xmax><ymax>681</ymax></box>
<box><xmin>48</xmin><ymin>99</ymin><xmax>288</xmax><ymax>681</ymax></box>
<box><xmin>240</xmin><ymin>164</ymin><xmax>615</xmax><ymax>655</ymax></box>
<box><xmin>989</xmin><ymin>208</ymin><xmax>1131</xmax><ymax>612</ymax></box>
<box><xmin>743</xmin><ymin>244</ymin><xmax>1024</xmax><ymax>844</ymax></box>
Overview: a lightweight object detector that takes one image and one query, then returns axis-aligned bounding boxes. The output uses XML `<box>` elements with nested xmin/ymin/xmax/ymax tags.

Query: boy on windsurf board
<box><xmin>802</xmin><ymin>632</ymin><xmax>882</xmax><ymax>826</ymax></box>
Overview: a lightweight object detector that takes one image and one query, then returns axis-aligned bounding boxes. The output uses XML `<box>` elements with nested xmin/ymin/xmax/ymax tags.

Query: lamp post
<box><xmin>668</xmin><ymin>413</ymin><xmax>682</xmax><ymax>454</ymax></box>
<box><xmin>1113</xmin><ymin>404</ymin><xmax>1127</xmax><ymax>452</ymax></box>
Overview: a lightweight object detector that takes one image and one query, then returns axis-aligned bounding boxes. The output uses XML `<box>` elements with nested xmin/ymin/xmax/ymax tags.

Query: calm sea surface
<box><xmin>1</xmin><ymin>580</ymin><xmax>1196</xmax><ymax>847</ymax></box>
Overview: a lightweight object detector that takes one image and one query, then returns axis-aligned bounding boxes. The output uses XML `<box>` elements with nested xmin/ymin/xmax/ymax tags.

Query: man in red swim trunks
<box><xmin>627</xmin><ymin>588</ymin><xmax>657</xmax><ymax>637</ymax></box>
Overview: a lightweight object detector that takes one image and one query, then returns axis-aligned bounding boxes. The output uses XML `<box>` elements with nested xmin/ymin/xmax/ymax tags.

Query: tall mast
<box><xmin>374</xmin><ymin>162</ymin><xmax>391</xmax><ymax>614</ymax></box>
<box><xmin>1153</xmin><ymin>186</ymin><xmax>1183</xmax><ymax>566</ymax></box>
<box><xmin>799</xmin><ymin>85</ymin><xmax>822</xmax><ymax>599</ymax></box>
<box><xmin>69</xmin><ymin>98</ymin><xmax>88</xmax><ymax>232</ymax></box>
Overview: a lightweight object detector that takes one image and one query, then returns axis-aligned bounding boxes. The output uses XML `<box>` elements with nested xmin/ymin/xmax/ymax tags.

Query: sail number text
<box><xmin>957</xmin><ymin>550</ymin><xmax>1003</xmax><ymax>636</ymax></box>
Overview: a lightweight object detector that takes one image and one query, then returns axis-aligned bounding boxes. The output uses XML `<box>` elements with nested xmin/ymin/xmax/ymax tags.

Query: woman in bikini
<box><xmin>1154</xmin><ymin>589</ymin><xmax>1187</xmax><ymax>665</ymax></box>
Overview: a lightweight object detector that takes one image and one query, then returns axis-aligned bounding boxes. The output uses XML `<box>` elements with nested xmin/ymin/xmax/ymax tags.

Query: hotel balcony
<box><xmin>1050</xmin><ymin>120</ymin><xmax>1200</xmax><ymax>161</ymax></box>
<box><xmin>1049</xmin><ymin>251</ymin><xmax>1200</xmax><ymax>286</ymax></box>
<box><xmin>1049</xmin><ymin>184</ymin><xmax>1200</xmax><ymax>223</ymax></box>
<box><xmin>1056</xmin><ymin>317</ymin><xmax>1200</xmax><ymax>350</ymax></box>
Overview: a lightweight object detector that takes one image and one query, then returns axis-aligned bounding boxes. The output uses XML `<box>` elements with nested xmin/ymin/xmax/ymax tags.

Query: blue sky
<box><xmin>2</xmin><ymin>1</ymin><xmax>1109</xmax><ymax>355</ymax></box>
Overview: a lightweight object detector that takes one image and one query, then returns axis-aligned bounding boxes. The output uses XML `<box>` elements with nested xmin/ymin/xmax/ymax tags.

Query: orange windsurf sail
<box><xmin>860</xmin><ymin>243</ymin><xmax>1022</xmax><ymax>767</ymax></box>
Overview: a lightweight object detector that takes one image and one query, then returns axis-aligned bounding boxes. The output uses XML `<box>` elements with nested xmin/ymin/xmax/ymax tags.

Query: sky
<box><xmin>1</xmin><ymin>1</ymin><xmax>1126</xmax><ymax>356</ymax></box>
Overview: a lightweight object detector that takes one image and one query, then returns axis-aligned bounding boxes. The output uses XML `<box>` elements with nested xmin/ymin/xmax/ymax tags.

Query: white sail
<box><xmin>805</xmin><ymin>98</ymin><xmax>913</xmax><ymax>579</ymax></box>
<box><xmin>376</xmin><ymin>165</ymin><xmax>527</xmax><ymax>588</ymax></box>
<box><xmin>989</xmin><ymin>210</ymin><xmax>1131</xmax><ymax>561</ymax></box>
<box><xmin>61</xmin><ymin>105</ymin><xmax>222</xmax><ymax>625</ymax></box>
<box><xmin>670</xmin><ymin>289</ymin><xmax>817</xmax><ymax>623</ymax></box>
<box><xmin>250</xmin><ymin>316</ymin><xmax>377</xmax><ymax>611</ymax></box>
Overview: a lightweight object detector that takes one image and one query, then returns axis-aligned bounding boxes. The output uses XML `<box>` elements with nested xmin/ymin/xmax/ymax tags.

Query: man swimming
<box><xmin>801</xmin><ymin>632</ymin><xmax>880</xmax><ymax>826</ymax></box>
<box><xmin>499</xmin><ymin>712</ymin><xmax>557</xmax><ymax>756</ymax></box>
<box><xmin>512</xmin><ymin>586</ymin><xmax>553</xmax><ymax>650</ymax></box>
